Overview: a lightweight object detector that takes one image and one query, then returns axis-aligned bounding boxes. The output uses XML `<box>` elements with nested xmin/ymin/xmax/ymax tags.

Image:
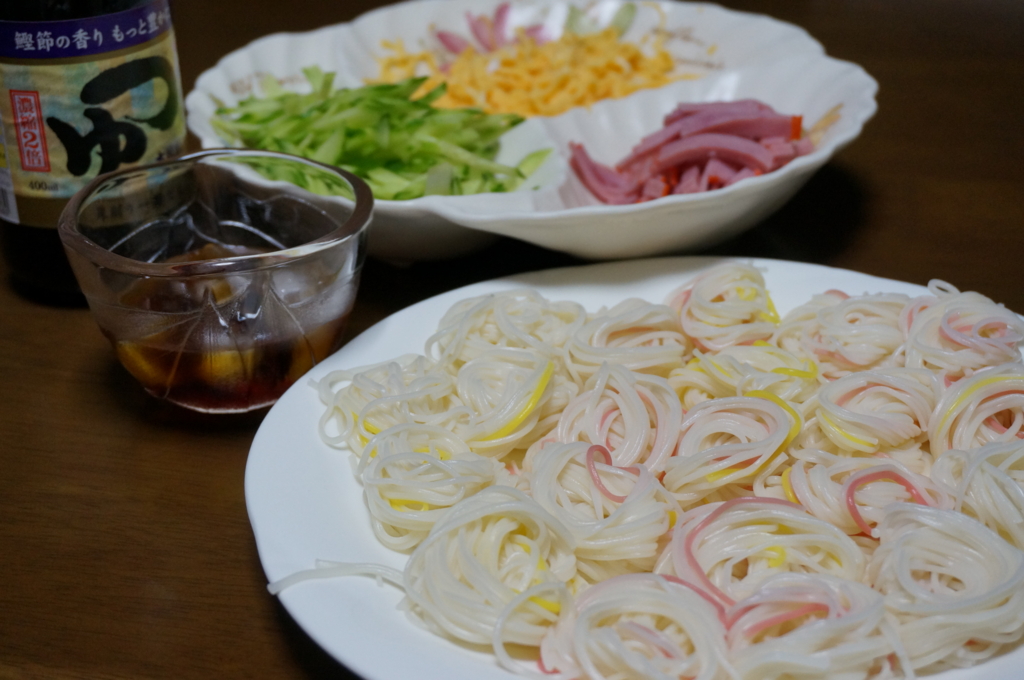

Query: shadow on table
<box><xmin>274</xmin><ymin>600</ymin><xmax>364</xmax><ymax>679</ymax></box>
<box><xmin>705</xmin><ymin>163</ymin><xmax>866</xmax><ymax>262</ymax></box>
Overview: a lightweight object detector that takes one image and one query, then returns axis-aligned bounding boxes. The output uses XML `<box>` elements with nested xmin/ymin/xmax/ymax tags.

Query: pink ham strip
<box><xmin>709</xmin><ymin>116</ymin><xmax>796</xmax><ymax>140</ymax></box>
<box><xmin>618</xmin><ymin>102</ymin><xmax>786</xmax><ymax>171</ymax></box>
<box><xmin>523</xmin><ymin>24</ymin><xmax>549</xmax><ymax>44</ymax></box>
<box><xmin>724</xmin><ymin>167</ymin><xmax>757</xmax><ymax>186</ymax></box>
<box><xmin>466</xmin><ymin>12</ymin><xmax>496</xmax><ymax>51</ymax></box>
<box><xmin>673</xmin><ymin>165</ymin><xmax>702</xmax><ymax>194</ymax></box>
<box><xmin>436</xmin><ymin>30</ymin><xmax>470</xmax><ymax>54</ymax></box>
<box><xmin>760</xmin><ymin>136</ymin><xmax>797</xmax><ymax>170</ymax></box>
<box><xmin>655</xmin><ymin>133</ymin><xmax>775</xmax><ymax>174</ymax></box>
<box><xmin>570</xmin><ymin>100</ymin><xmax>815</xmax><ymax>204</ymax></box>
<box><xmin>794</xmin><ymin>137</ymin><xmax>815</xmax><ymax>155</ymax></box>
<box><xmin>492</xmin><ymin>3</ymin><xmax>510</xmax><ymax>48</ymax></box>
<box><xmin>640</xmin><ymin>174</ymin><xmax>669</xmax><ymax>201</ymax></box>
<box><xmin>700</xmin><ymin>158</ymin><xmax>738</xmax><ymax>191</ymax></box>
<box><xmin>664</xmin><ymin>98</ymin><xmax>776</xmax><ymax>126</ymax></box>
<box><xmin>569</xmin><ymin>143</ymin><xmax>639</xmax><ymax>204</ymax></box>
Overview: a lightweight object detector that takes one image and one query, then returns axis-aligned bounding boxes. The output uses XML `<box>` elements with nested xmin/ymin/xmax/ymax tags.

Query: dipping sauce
<box><xmin>105</xmin><ymin>243</ymin><xmax>355</xmax><ymax>412</ymax></box>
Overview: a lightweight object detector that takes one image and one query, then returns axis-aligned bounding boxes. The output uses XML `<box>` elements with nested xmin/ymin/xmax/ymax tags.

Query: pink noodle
<box><xmin>536</xmin><ymin>656</ymin><xmax>559</xmax><ymax>675</ymax></box>
<box><xmin>844</xmin><ymin>469</ymin><xmax>931</xmax><ymax>535</ymax></box>
<box><xmin>834</xmin><ymin>384</ymin><xmax>874</xmax><ymax>407</ymax></box>
<box><xmin>740</xmin><ymin>603</ymin><xmax>830</xmax><ymax>639</ymax></box>
<box><xmin>901</xmin><ymin>297</ymin><xmax>932</xmax><ymax>333</ymax></box>
<box><xmin>680</xmin><ymin>497</ymin><xmax>802</xmax><ymax>608</ymax></box>
<box><xmin>660</xmin><ymin>574</ymin><xmax>729</xmax><ymax>626</ymax></box>
<box><xmin>668</xmin><ymin>288</ymin><xmax>692</xmax><ymax>314</ymax></box>
<box><xmin>616</xmin><ymin>621</ymin><xmax>678</xmax><ymax>658</ymax></box>
<box><xmin>587</xmin><ymin>445</ymin><xmax>628</xmax><ymax>503</ymax></box>
<box><xmin>982</xmin><ymin>400</ymin><xmax>1024</xmax><ymax>438</ymax></box>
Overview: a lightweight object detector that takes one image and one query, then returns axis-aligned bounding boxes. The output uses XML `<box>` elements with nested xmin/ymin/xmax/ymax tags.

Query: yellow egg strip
<box><xmin>744</xmin><ymin>390</ymin><xmax>801</xmax><ymax>450</ymax></box>
<box><xmin>771</xmin><ymin>362</ymin><xmax>818</xmax><ymax>380</ymax></box>
<box><xmin>781</xmin><ymin>466</ymin><xmax>799</xmax><ymax>504</ymax></box>
<box><xmin>818</xmin><ymin>410</ymin><xmax>875</xmax><ymax>448</ymax></box>
<box><xmin>705</xmin><ymin>465</ymin><xmax>746</xmax><ymax>483</ymax></box>
<box><xmin>529</xmin><ymin>596</ymin><xmax>562</xmax><ymax>614</ymax></box>
<box><xmin>358</xmin><ymin>413</ymin><xmax>382</xmax><ymax>435</ymax></box>
<box><xmin>765</xmin><ymin>546</ymin><xmax>787</xmax><ymax>568</ymax></box>
<box><xmin>523</xmin><ymin>554</ymin><xmax>562</xmax><ymax>613</ymax></box>
<box><xmin>937</xmin><ymin>375</ymin><xmax>1021</xmax><ymax>434</ymax></box>
<box><xmin>480</xmin><ymin>361</ymin><xmax>554</xmax><ymax>442</ymax></box>
<box><xmin>736</xmin><ymin>286</ymin><xmax>757</xmax><ymax>302</ymax></box>
<box><xmin>388</xmin><ymin>499</ymin><xmax>432</xmax><ymax>512</ymax></box>
<box><xmin>703</xmin><ymin>392</ymin><xmax>800</xmax><ymax>484</ymax></box>
<box><xmin>375</xmin><ymin>27</ymin><xmax>691</xmax><ymax>117</ymax></box>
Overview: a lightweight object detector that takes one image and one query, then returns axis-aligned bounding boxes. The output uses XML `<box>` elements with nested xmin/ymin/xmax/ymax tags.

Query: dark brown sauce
<box><xmin>109</xmin><ymin>242</ymin><xmax>351</xmax><ymax>412</ymax></box>
<box><xmin>109</xmin><ymin>315</ymin><xmax>348</xmax><ymax>412</ymax></box>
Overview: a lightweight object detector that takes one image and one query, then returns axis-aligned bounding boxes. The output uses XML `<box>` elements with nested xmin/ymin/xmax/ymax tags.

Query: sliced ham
<box><xmin>466</xmin><ymin>11</ymin><xmax>497</xmax><ymax>51</ymax></box>
<box><xmin>794</xmin><ymin>137</ymin><xmax>815</xmax><ymax>155</ymax></box>
<box><xmin>436</xmin><ymin>30</ymin><xmax>470</xmax><ymax>54</ymax></box>
<box><xmin>663</xmin><ymin>99</ymin><xmax>776</xmax><ymax>126</ymax></box>
<box><xmin>640</xmin><ymin>175</ymin><xmax>669</xmax><ymax>201</ymax></box>
<box><xmin>673</xmin><ymin>165</ymin><xmax>702</xmax><ymax>194</ymax></box>
<box><xmin>492</xmin><ymin>3</ymin><xmax>511</xmax><ymax>48</ymax></box>
<box><xmin>617</xmin><ymin>104</ymin><xmax>796</xmax><ymax>171</ymax></box>
<box><xmin>655</xmin><ymin>133</ymin><xmax>775</xmax><ymax>173</ymax></box>
<box><xmin>700</xmin><ymin>158</ymin><xmax>738</xmax><ymax>191</ymax></box>
<box><xmin>761</xmin><ymin>136</ymin><xmax>798</xmax><ymax>170</ymax></box>
<box><xmin>523</xmin><ymin>24</ymin><xmax>549</xmax><ymax>44</ymax></box>
<box><xmin>569</xmin><ymin>99</ymin><xmax>816</xmax><ymax>205</ymax></box>
<box><xmin>724</xmin><ymin>167</ymin><xmax>758</xmax><ymax>186</ymax></box>
<box><xmin>569</xmin><ymin>143</ymin><xmax>639</xmax><ymax>204</ymax></box>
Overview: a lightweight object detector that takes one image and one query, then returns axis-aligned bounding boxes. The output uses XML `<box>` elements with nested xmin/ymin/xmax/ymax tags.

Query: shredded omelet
<box><xmin>375</xmin><ymin>28</ymin><xmax>695</xmax><ymax>117</ymax></box>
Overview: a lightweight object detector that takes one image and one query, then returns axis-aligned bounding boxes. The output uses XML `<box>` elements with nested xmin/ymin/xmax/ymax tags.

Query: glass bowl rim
<box><xmin>57</xmin><ymin>148</ymin><xmax>375</xmax><ymax>278</ymax></box>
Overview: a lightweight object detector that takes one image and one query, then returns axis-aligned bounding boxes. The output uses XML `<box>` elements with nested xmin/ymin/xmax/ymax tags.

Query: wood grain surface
<box><xmin>1</xmin><ymin>0</ymin><xmax>1022</xmax><ymax>678</ymax></box>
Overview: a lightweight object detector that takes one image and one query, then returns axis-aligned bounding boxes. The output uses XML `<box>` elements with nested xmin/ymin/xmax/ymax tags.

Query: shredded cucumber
<box><xmin>211</xmin><ymin>67</ymin><xmax>550</xmax><ymax>200</ymax></box>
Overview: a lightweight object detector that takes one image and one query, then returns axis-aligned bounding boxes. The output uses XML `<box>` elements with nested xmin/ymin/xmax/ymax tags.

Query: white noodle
<box><xmin>262</xmin><ymin>261</ymin><xmax>1024</xmax><ymax>679</ymax></box>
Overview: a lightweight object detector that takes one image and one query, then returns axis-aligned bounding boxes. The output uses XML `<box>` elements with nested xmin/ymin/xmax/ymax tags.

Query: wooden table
<box><xmin>2</xmin><ymin>1</ymin><xmax>1022</xmax><ymax>677</ymax></box>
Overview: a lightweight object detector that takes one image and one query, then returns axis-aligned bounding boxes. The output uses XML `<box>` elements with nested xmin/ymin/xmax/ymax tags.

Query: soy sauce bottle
<box><xmin>0</xmin><ymin>0</ymin><xmax>185</xmax><ymax>304</ymax></box>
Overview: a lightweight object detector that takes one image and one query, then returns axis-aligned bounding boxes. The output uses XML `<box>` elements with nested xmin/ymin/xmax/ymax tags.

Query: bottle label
<box><xmin>0</xmin><ymin>0</ymin><xmax>185</xmax><ymax>228</ymax></box>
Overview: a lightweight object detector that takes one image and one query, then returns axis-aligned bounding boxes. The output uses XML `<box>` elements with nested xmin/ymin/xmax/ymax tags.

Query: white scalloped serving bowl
<box><xmin>186</xmin><ymin>0</ymin><xmax>876</xmax><ymax>262</ymax></box>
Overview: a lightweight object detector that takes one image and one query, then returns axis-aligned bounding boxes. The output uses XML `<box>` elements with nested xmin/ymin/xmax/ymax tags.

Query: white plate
<box><xmin>246</xmin><ymin>256</ymin><xmax>1024</xmax><ymax>680</ymax></box>
<box><xmin>186</xmin><ymin>0</ymin><xmax>877</xmax><ymax>262</ymax></box>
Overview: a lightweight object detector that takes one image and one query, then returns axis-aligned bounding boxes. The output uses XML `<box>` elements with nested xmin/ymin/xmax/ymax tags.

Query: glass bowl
<box><xmin>58</xmin><ymin>149</ymin><xmax>374</xmax><ymax>413</ymax></box>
